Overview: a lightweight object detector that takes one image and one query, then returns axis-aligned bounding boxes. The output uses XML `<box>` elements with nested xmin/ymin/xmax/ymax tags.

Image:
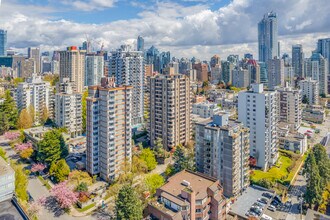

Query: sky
<box><xmin>0</xmin><ymin>0</ymin><xmax>329</xmax><ymax>60</ymax></box>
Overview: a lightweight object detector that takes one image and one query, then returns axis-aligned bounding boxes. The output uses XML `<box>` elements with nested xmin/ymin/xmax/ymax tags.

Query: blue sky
<box><xmin>0</xmin><ymin>0</ymin><xmax>329</xmax><ymax>59</ymax></box>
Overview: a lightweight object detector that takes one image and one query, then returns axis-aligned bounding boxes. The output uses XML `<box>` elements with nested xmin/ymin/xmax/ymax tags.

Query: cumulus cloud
<box><xmin>0</xmin><ymin>0</ymin><xmax>329</xmax><ymax>59</ymax></box>
<box><xmin>60</xmin><ymin>0</ymin><xmax>116</xmax><ymax>11</ymax></box>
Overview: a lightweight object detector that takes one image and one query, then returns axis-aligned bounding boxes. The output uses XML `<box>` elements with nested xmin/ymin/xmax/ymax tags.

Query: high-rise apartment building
<box><xmin>109</xmin><ymin>45</ymin><xmax>144</xmax><ymax>127</ymax></box>
<box><xmin>278</xmin><ymin>85</ymin><xmax>302</xmax><ymax>131</ymax></box>
<box><xmin>210</xmin><ymin>55</ymin><xmax>221</xmax><ymax>68</ymax></box>
<box><xmin>195</xmin><ymin>114</ymin><xmax>250</xmax><ymax>197</ymax></box>
<box><xmin>316</xmin><ymin>38</ymin><xmax>330</xmax><ymax>73</ymax></box>
<box><xmin>221</xmin><ymin>61</ymin><xmax>234</xmax><ymax>84</ymax></box>
<box><xmin>232</xmin><ymin>68</ymin><xmax>250</xmax><ymax>88</ymax></box>
<box><xmin>137</xmin><ymin>35</ymin><xmax>144</xmax><ymax>52</ymax></box>
<box><xmin>305</xmin><ymin>52</ymin><xmax>328</xmax><ymax>96</ymax></box>
<box><xmin>86</xmin><ymin>77</ymin><xmax>132</xmax><ymax>181</ymax></box>
<box><xmin>16</xmin><ymin>75</ymin><xmax>54</xmax><ymax>123</ymax></box>
<box><xmin>247</xmin><ymin>59</ymin><xmax>260</xmax><ymax>84</ymax></box>
<box><xmin>28</xmin><ymin>47</ymin><xmax>41</xmax><ymax>74</ymax></box>
<box><xmin>259</xmin><ymin>62</ymin><xmax>268</xmax><ymax>85</ymax></box>
<box><xmin>258</xmin><ymin>12</ymin><xmax>279</xmax><ymax>62</ymax></box>
<box><xmin>148</xmin><ymin>170</ymin><xmax>226</xmax><ymax>220</ymax></box>
<box><xmin>193</xmin><ymin>63</ymin><xmax>208</xmax><ymax>82</ymax></box>
<box><xmin>0</xmin><ymin>30</ymin><xmax>7</xmax><ymax>56</ymax></box>
<box><xmin>149</xmin><ymin>74</ymin><xmax>191</xmax><ymax>149</ymax></box>
<box><xmin>292</xmin><ymin>44</ymin><xmax>304</xmax><ymax>78</ymax></box>
<box><xmin>299</xmin><ymin>78</ymin><xmax>319</xmax><ymax>105</ymax></box>
<box><xmin>55</xmin><ymin>78</ymin><xmax>82</xmax><ymax>137</ymax></box>
<box><xmin>59</xmin><ymin>46</ymin><xmax>86</xmax><ymax>93</ymax></box>
<box><xmin>85</xmin><ymin>54</ymin><xmax>104</xmax><ymax>86</ymax></box>
<box><xmin>238</xmin><ymin>84</ymin><xmax>278</xmax><ymax>170</ymax></box>
<box><xmin>267</xmin><ymin>58</ymin><xmax>284</xmax><ymax>90</ymax></box>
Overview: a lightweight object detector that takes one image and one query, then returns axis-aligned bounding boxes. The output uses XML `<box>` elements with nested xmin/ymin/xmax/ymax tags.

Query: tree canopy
<box><xmin>37</xmin><ymin>129</ymin><xmax>68</xmax><ymax>165</ymax></box>
<box><xmin>17</xmin><ymin>108</ymin><xmax>33</xmax><ymax>129</ymax></box>
<box><xmin>139</xmin><ymin>148</ymin><xmax>157</xmax><ymax>171</ymax></box>
<box><xmin>49</xmin><ymin>159</ymin><xmax>70</xmax><ymax>183</ymax></box>
<box><xmin>115</xmin><ymin>185</ymin><xmax>143</xmax><ymax>220</ymax></box>
<box><xmin>0</xmin><ymin>90</ymin><xmax>18</xmax><ymax>130</ymax></box>
<box><xmin>173</xmin><ymin>145</ymin><xmax>195</xmax><ymax>174</ymax></box>
<box><xmin>144</xmin><ymin>174</ymin><xmax>165</xmax><ymax>195</ymax></box>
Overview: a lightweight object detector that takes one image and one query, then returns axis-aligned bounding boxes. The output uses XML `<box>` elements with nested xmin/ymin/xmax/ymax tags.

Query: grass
<box><xmin>37</xmin><ymin>175</ymin><xmax>51</xmax><ymax>190</ymax></box>
<box><xmin>251</xmin><ymin>155</ymin><xmax>292</xmax><ymax>182</ymax></box>
<box><xmin>76</xmin><ymin>203</ymin><xmax>95</xmax><ymax>212</ymax></box>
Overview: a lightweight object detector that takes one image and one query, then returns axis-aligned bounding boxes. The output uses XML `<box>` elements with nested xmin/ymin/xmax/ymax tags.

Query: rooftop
<box><xmin>0</xmin><ymin>157</ymin><xmax>14</xmax><ymax>176</ymax></box>
<box><xmin>0</xmin><ymin>200</ymin><xmax>24</xmax><ymax>220</ymax></box>
<box><xmin>160</xmin><ymin>170</ymin><xmax>219</xmax><ymax>200</ymax></box>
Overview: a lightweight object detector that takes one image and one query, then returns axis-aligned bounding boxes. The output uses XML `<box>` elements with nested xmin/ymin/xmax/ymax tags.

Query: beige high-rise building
<box><xmin>149</xmin><ymin>74</ymin><xmax>191</xmax><ymax>149</ymax></box>
<box><xmin>268</xmin><ymin>58</ymin><xmax>284</xmax><ymax>90</ymax></box>
<box><xmin>55</xmin><ymin>78</ymin><xmax>82</xmax><ymax>138</ymax></box>
<box><xmin>278</xmin><ymin>85</ymin><xmax>302</xmax><ymax>131</ymax></box>
<box><xmin>86</xmin><ymin>77</ymin><xmax>132</xmax><ymax>182</ymax></box>
<box><xmin>59</xmin><ymin>46</ymin><xmax>86</xmax><ymax>93</ymax></box>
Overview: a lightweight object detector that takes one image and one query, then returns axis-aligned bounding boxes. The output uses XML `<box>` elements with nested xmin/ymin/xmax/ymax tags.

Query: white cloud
<box><xmin>0</xmin><ymin>0</ymin><xmax>329</xmax><ymax>60</ymax></box>
<box><xmin>60</xmin><ymin>0</ymin><xmax>116</xmax><ymax>11</ymax></box>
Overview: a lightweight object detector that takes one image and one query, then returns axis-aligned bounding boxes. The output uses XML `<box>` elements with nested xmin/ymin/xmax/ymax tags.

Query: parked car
<box><xmin>267</xmin><ymin>205</ymin><xmax>276</xmax><ymax>212</ymax></box>
<box><xmin>262</xmin><ymin>192</ymin><xmax>273</xmax><ymax>199</ymax></box>
<box><xmin>258</xmin><ymin>197</ymin><xmax>268</xmax><ymax>204</ymax></box>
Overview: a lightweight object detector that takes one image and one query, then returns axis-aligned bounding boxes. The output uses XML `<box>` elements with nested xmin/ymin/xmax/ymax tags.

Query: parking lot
<box><xmin>229</xmin><ymin>185</ymin><xmax>278</xmax><ymax>219</ymax></box>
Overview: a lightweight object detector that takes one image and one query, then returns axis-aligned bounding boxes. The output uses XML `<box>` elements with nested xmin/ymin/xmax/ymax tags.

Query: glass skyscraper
<box><xmin>137</xmin><ymin>35</ymin><xmax>144</xmax><ymax>52</ymax></box>
<box><xmin>258</xmin><ymin>12</ymin><xmax>278</xmax><ymax>62</ymax></box>
<box><xmin>0</xmin><ymin>29</ymin><xmax>7</xmax><ymax>56</ymax></box>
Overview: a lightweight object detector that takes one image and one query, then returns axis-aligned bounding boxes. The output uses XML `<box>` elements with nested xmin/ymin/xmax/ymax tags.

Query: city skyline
<box><xmin>0</xmin><ymin>0</ymin><xmax>329</xmax><ymax>59</ymax></box>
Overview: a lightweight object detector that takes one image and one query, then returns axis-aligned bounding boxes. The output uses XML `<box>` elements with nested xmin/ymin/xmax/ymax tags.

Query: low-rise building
<box><xmin>148</xmin><ymin>170</ymin><xmax>226</xmax><ymax>220</ymax></box>
<box><xmin>278</xmin><ymin>123</ymin><xmax>307</xmax><ymax>154</ymax></box>
<box><xmin>302</xmin><ymin>105</ymin><xmax>325</xmax><ymax>124</ymax></box>
<box><xmin>0</xmin><ymin>157</ymin><xmax>15</xmax><ymax>202</ymax></box>
<box><xmin>192</xmin><ymin>101</ymin><xmax>221</xmax><ymax>118</ymax></box>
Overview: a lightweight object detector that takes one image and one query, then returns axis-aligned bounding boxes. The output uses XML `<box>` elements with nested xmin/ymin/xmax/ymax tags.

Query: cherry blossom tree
<box><xmin>31</xmin><ymin>163</ymin><xmax>46</xmax><ymax>173</ymax></box>
<box><xmin>4</xmin><ymin>131</ymin><xmax>20</xmax><ymax>140</ymax></box>
<box><xmin>27</xmin><ymin>201</ymin><xmax>42</xmax><ymax>218</ymax></box>
<box><xmin>15</xmin><ymin>142</ymin><xmax>32</xmax><ymax>151</ymax></box>
<box><xmin>50</xmin><ymin>181</ymin><xmax>78</xmax><ymax>208</ymax></box>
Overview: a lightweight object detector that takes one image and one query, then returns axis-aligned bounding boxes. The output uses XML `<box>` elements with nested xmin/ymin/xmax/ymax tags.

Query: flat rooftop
<box><xmin>0</xmin><ymin>157</ymin><xmax>14</xmax><ymax>176</ymax></box>
<box><xmin>160</xmin><ymin>170</ymin><xmax>219</xmax><ymax>200</ymax></box>
<box><xmin>0</xmin><ymin>200</ymin><xmax>24</xmax><ymax>220</ymax></box>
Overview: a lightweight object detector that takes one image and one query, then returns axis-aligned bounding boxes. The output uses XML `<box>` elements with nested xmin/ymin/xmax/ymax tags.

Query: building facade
<box><xmin>195</xmin><ymin>114</ymin><xmax>250</xmax><ymax>197</ymax></box>
<box><xmin>292</xmin><ymin>44</ymin><xmax>304</xmax><ymax>78</ymax></box>
<box><xmin>59</xmin><ymin>46</ymin><xmax>86</xmax><ymax>93</ymax></box>
<box><xmin>0</xmin><ymin>29</ymin><xmax>7</xmax><ymax>56</ymax></box>
<box><xmin>148</xmin><ymin>170</ymin><xmax>226</xmax><ymax>220</ymax></box>
<box><xmin>299</xmin><ymin>78</ymin><xmax>319</xmax><ymax>105</ymax></box>
<box><xmin>192</xmin><ymin>101</ymin><xmax>221</xmax><ymax>118</ymax></box>
<box><xmin>238</xmin><ymin>84</ymin><xmax>278</xmax><ymax>170</ymax></box>
<box><xmin>0</xmin><ymin>157</ymin><xmax>15</xmax><ymax>202</ymax></box>
<box><xmin>277</xmin><ymin>85</ymin><xmax>302</xmax><ymax>131</ymax></box>
<box><xmin>28</xmin><ymin>47</ymin><xmax>41</xmax><ymax>74</ymax></box>
<box><xmin>85</xmin><ymin>54</ymin><xmax>104</xmax><ymax>86</ymax></box>
<box><xmin>55</xmin><ymin>78</ymin><xmax>82</xmax><ymax>137</ymax></box>
<box><xmin>149</xmin><ymin>74</ymin><xmax>191</xmax><ymax>149</ymax></box>
<box><xmin>193</xmin><ymin>63</ymin><xmax>208</xmax><ymax>82</ymax></box>
<box><xmin>86</xmin><ymin>78</ymin><xmax>132</xmax><ymax>182</ymax></box>
<box><xmin>267</xmin><ymin>58</ymin><xmax>284</xmax><ymax>90</ymax></box>
<box><xmin>109</xmin><ymin>45</ymin><xmax>144</xmax><ymax>128</ymax></box>
<box><xmin>258</xmin><ymin>12</ymin><xmax>279</xmax><ymax>62</ymax></box>
<box><xmin>232</xmin><ymin>68</ymin><xmax>250</xmax><ymax>88</ymax></box>
<box><xmin>16</xmin><ymin>75</ymin><xmax>54</xmax><ymax>123</ymax></box>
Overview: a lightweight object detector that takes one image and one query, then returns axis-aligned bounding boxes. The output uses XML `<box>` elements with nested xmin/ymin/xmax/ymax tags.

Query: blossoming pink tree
<box><xmin>50</xmin><ymin>181</ymin><xmax>78</xmax><ymax>209</ymax></box>
<box><xmin>4</xmin><ymin>132</ymin><xmax>20</xmax><ymax>140</ymax></box>
<box><xmin>27</xmin><ymin>201</ymin><xmax>42</xmax><ymax>218</ymax></box>
<box><xmin>31</xmin><ymin>163</ymin><xmax>46</xmax><ymax>174</ymax></box>
<box><xmin>15</xmin><ymin>142</ymin><xmax>32</xmax><ymax>151</ymax></box>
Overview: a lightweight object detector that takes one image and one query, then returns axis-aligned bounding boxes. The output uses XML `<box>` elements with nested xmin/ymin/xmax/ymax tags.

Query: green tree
<box><xmin>28</xmin><ymin>105</ymin><xmax>35</xmax><ymax>124</ymax></box>
<box><xmin>75</xmin><ymin>182</ymin><xmax>88</xmax><ymax>192</ymax></box>
<box><xmin>304</xmin><ymin>153</ymin><xmax>323</xmax><ymax>207</ymax></box>
<box><xmin>313</xmin><ymin>144</ymin><xmax>330</xmax><ymax>187</ymax></box>
<box><xmin>140</xmin><ymin>148</ymin><xmax>157</xmax><ymax>171</ymax></box>
<box><xmin>0</xmin><ymin>148</ymin><xmax>7</xmax><ymax>160</ymax></box>
<box><xmin>37</xmin><ymin>129</ymin><xmax>68</xmax><ymax>165</ymax></box>
<box><xmin>173</xmin><ymin>145</ymin><xmax>195</xmax><ymax>173</ymax></box>
<box><xmin>0</xmin><ymin>90</ymin><xmax>18</xmax><ymax>129</ymax></box>
<box><xmin>82</xmin><ymin>90</ymin><xmax>88</xmax><ymax>133</ymax></box>
<box><xmin>13</xmin><ymin>164</ymin><xmax>28</xmax><ymax>201</ymax></box>
<box><xmin>43</xmin><ymin>74</ymin><xmax>59</xmax><ymax>86</ymax></box>
<box><xmin>49</xmin><ymin>159</ymin><xmax>70</xmax><ymax>182</ymax></box>
<box><xmin>0</xmin><ymin>112</ymin><xmax>9</xmax><ymax>135</ymax></box>
<box><xmin>40</xmin><ymin>106</ymin><xmax>49</xmax><ymax>125</ymax></box>
<box><xmin>13</xmin><ymin>77</ymin><xmax>24</xmax><ymax>86</ymax></box>
<box><xmin>115</xmin><ymin>185</ymin><xmax>143</xmax><ymax>220</ymax></box>
<box><xmin>68</xmin><ymin>170</ymin><xmax>92</xmax><ymax>186</ymax></box>
<box><xmin>17</xmin><ymin>108</ymin><xmax>33</xmax><ymax>129</ymax></box>
<box><xmin>302</xmin><ymin>95</ymin><xmax>309</xmax><ymax>104</ymax></box>
<box><xmin>144</xmin><ymin>174</ymin><xmax>165</xmax><ymax>195</ymax></box>
<box><xmin>131</xmin><ymin>155</ymin><xmax>148</xmax><ymax>174</ymax></box>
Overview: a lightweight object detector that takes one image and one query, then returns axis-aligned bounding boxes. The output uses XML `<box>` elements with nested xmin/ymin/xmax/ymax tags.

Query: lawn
<box><xmin>251</xmin><ymin>154</ymin><xmax>292</xmax><ymax>183</ymax></box>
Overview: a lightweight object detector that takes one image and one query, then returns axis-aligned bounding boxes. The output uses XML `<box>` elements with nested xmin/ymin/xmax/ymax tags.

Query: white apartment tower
<box><xmin>59</xmin><ymin>46</ymin><xmax>86</xmax><ymax>93</ymax></box>
<box><xmin>299</xmin><ymin>78</ymin><xmax>319</xmax><ymax>105</ymax></box>
<box><xmin>267</xmin><ymin>58</ymin><xmax>284</xmax><ymax>90</ymax></box>
<box><xmin>55</xmin><ymin>78</ymin><xmax>82</xmax><ymax>137</ymax></box>
<box><xmin>195</xmin><ymin>114</ymin><xmax>250</xmax><ymax>197</ymax></box>
<box><xmin>109</xmin><ymin>45</ymin><xmax>144</xmax><ymax>128</ymax></box>
<box><xmin>85</xmin><ymin>54</ymin><xmax>104</xmax><ymax>86</ymax></box>
<box><xmin>16</xmin><ymin>75</ymin><xmax>53</xmax><ymax>123</ymax></box>
<box><xmin>278</xmin><ymin>85</ymin><xmax>302</xmax><ymax>131</ymax></box>
<box><xmin>305</xmin><ymin>53</ymin><xmax>328</xmax><ymax>96</ymax></box>
<box><xmin>238</xmin><ymin>84</ymin><xmax>278</xmax><ymax>170</ymax></box>
<box><xmin>149</xmin><ymin>74</ymin><xmax>191</xmax><ymax>150</ymax></box>
<box><xmin>86</xmin><ymin>77</ymin><xmax>132</xmax><ymax>182</ymax></box>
